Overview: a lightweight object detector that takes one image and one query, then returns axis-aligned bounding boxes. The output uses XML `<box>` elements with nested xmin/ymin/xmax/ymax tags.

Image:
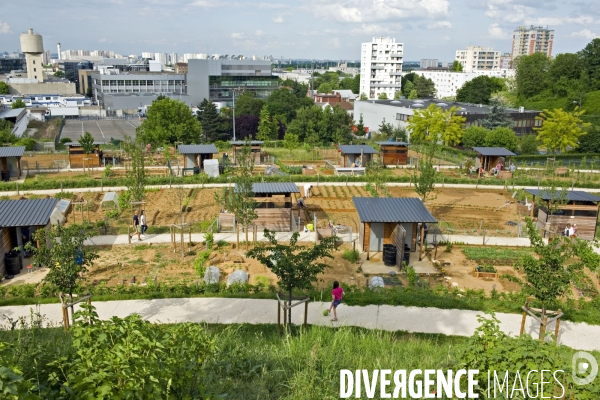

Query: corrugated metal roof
<box><xmin>64</xmin><ymin>142</ymin><xmax>105</xmax><ymax>146</ymax></box>
<box><xmin>338</xmin><ymin>145</ymin><xmax>377</xmax><ymax>154</ymax></box>
<box><xmin>375</xmin><ymin>142</ymin><xmax>409</xmax><ymax>146</ymax></box>
<box><xmin>0</xmin><ymin>199</ymin><xmax>58</xmax><ymax>227</ymax></box>
<box><xmin>525</xmin><ymin>189</ymin><xmax>600</xmax><ymax>202</ymax></box>
<box><xmin>0</xmin><ymin>146</ymin><xmax>25</xmax><ymax>158</ymax></box>
<box><xmin>229</xmin><ymin>141</ymin><xmax>264</xmax><ymax>145</ymax></box>
<box><xmin>353</xmin><ymin>197</ymin><xmax>437</xmax><ymax>223</ymax></box>
<box><xmin>234</xmin><ymin>182</ymin><xmax>300</xmax><ymax>194</ymax></box>
<box><xmin>472</xmin><ymin>147</ymin><xmax>516</xmax><ymax>156</ymax></box>
<box><xmin>178</xmin><ymin>144</ymin><xmax>218</xmax><ymax>154</ymax></box>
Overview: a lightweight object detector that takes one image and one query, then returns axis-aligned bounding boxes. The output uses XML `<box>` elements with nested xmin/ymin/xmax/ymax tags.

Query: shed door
<box><xmin>369</xmin><ymin>223</ymin><xmax>384</xmax><ymax>252</ymax></box>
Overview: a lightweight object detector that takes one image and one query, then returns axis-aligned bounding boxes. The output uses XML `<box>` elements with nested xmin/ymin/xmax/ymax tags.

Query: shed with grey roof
<box><xmin>524</xmin><ymin>189</ymin><xmax>600</xmax><ymax>240</ymax></box>
<box><xmin>472</xmin><ymin>147</ymin><xmax>516</xmax><ymax>173</ymax></box>
<box><xmin>65</xmin><ymin>141</ymin><xmax>105</xmax><ymax>169</ymax></box>
<box><xmin>353</xmin><ymin>197</ymin><xmax>436</xmax><ymax>262</ymax></box>
<box><xmin>178</xmin><ymin>144</ymin><xmax>218</xmax><ymax>173</ymax></box>
<box><xmin>229</xmin><ymin>140</ymin><xmax>264</xmax><ymax>165</ymax></box>
<box><xmin>0</xmin><ymin>146</ymin><xmax>25</xmax><ymax>181</ymax></box>
<box><xmin>0</xmin><ymin>198</ymin><xmax>59</xmax><ymax>276</ymax></box>
<box><xmin>338</xmin><ymin>145</ymin><xmax>377</xmax><ymax>167</ymax></box>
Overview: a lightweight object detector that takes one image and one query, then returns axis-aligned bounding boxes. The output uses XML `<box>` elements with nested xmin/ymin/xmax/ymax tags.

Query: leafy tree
<box><xmin>377</xmin><ymin>92</ymin><xmax>388</xmax><ymax>100</ymax></box>
<box><xmin>549</xmin><ymin>53</ymin><xmax>584</xmax><ymax>84</ymax></box>
<box><xmin>481</xmin><ymin>98</ymin><xmax>515</xmax><ymax>129</ymax></box>
<box><xmin>355</xmin><ymin>113</ymin><xmax>365</xmax><ymax>135</ymax></box>
<box><xmin>534</xmin><ymin>108</ymin><xmax>591</xmax><ymax>153</ymax></box>
<box><xmin>338</xmin><ymin>74</ymin><xmax>360</xmax><ymax>94</ymax></box>
<box><xmin>0</xmin><ymin>81</ymin><xmax>9</xmax><ymax>94</ymax></box>
<box><xmin>485</xmin><ymin>127</ymin><xmax>519</xmax><ymax>153</ymax></box>
<box><xmin>266</xmin><ymin>88</ymin><xmax>299</xmax><ymax>123</ymax></box>
<box><xmin>414</xmin><ymin>75</ymin><xmax>436</xmax><ymax>99</ymax></box>
<box><xmin>312</xmin><ymin>71</ymin><xmax>341</xmax><ymax>91</ymax></box>
<box><xmin>456</xmin><ymin>76</ymin><xmax>505</xmax><ymax>104</ymax></box>
<box><xmin>450</xmin><ymin>60</ymin><xmax>463</xmax><ymax>72</ymax></box>
<box><xmin>234</xmin><ymin>91</ymin><xmax>265</xmax><ymax>117</ymax></box>
<box><xmin>235</xmin><ymin>114</ymin><xmax>260</xmax><ymax>140</ymax></box>
<box><xmin>78</xmin><ymin>131</ymin><xmax>95</xmax><ymax>155</ymax></box>
<box><xmin>407</xmin><ymin>104</ymin><xmax>465</xmax><ymax>145</ymax></box>
<box><xmin>247</xmin><ymin>229</ymin><xmax>336</xmax><ymax>326</ymax></box>
<box><xmin>14</xmin><ymin>137</ymin><xmax>35</xmax><ymax>151</ymax></box>
<box><xmin>412</xmin><ymin>143</ymin><xmax>437</xmax><ymax>202</ymax></box>
<box><xmin>359</xmin><ymin>93</ymin><xmax>368</xmax><ymax>100</ymax></box>
<box><xmin>280</xmin><ymin>78</ymin><xmax>309</xmax><ymax>99</ymax></box>
<box><xmin>232</xmin><ymin>142</ymin><xmax>257</xmax><ymax>248</ymax></box>
<box><xmin>123</xmin><ymin>138</ymin><xmax>146</xmax><ymax>204</ymax></box>
<box><xmin>408</xmin><ymin>89</ymin><xmax>418</xmax><ymax>100</ymax></box>
<box><xmin>53</xmin><ymin>70</ymin><xmax>65</xmax><ymax>78</ymax></box>
<box><xmin>197</xmin><ymin>99</ymin><xmax>223</xmax><ymax>142</ymax></box>
<box><xmin>579</xmin><ymin>38</ymin><xmax>600</xmax><ymax>89</ymax></box>
<box><xmin>11</xmin><ymin>99</ymin><xmax>26</xmax><ymax>109</ymax></box>
<box><xmin>461</xmin><ymin>126</ymin><xmax>489</xmax><ymax>148</ymax></box>
<box><xmin>401</xmin><ymin>80</ymin><xmax>415</xmax><ymax>98</ymax></box>
<box><xmin>28</xmin><ymin>224</ymin><xmax>99</xmax><ymax>302</ymax></box>
<box><xmin>378</xmin><ymin>118</ymin><xmax>394</xmax><ymax>136</ymax></box>
<box><xmin>515</xmin><ymin>53</ymin><xmax>551</xmax><ymax>98</ymax></box>
<box><xmin>256</xmin><ymin>106</ymin><xmax>278</xmax><ymax>141</ymax></box>
<box><xmin>317</xmin><ymin>82</ymin><xmax>333</xmax><ymax>93</ymax></box>
<box><xmin>283</xmin><ymin>132</ymin><xmax>299</xmax><ymax>154</ymax></box>
<box><xmin>286</xmin><ymin>106</ymin><xmax>322</xmax><ymax>141</ymax></box>
<box><xmin>304</xmin><ymin>121</ymin><xmax>320</xmax><ymax>148</ymax></box>
<box><xmin>137</xmin><ymin>98</ymin><xmax>202</xmax><ymax>145</ymax></box>
<box><xmin>519</xmin><ymin>134</ymin><xmax>539</xmax><ymax>155</ymax></box>
<box><xmin>578</xmin><ymin>125</ymin><xmax>600</xmax><ymax>153</ymax></box>
<box><xmin>392</xmin><ymin>126</ymin><xmax>408</xmax><ymax>142</ymax></box>
<box><xmin>0</xmin><ymin>119</ymin><xmax>16</xmax><ymax>144</ymax></box>
<box><xmin>393</xmin><ymin>91</ymin><xmax>402</xmax><ymax>100</ymax></box>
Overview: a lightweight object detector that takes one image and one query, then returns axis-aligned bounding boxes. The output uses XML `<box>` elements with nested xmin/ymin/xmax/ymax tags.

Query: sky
<box><xmin>0</xmin><ymin>0</ymin><xmax>598</xmax><ymax>61</ymax></box>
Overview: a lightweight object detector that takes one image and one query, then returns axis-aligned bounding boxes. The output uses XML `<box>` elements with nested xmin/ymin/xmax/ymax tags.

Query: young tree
<box><xmin>519</xmin><ymin>134</ymin><xmax>539</xmax><ymax>155</ymax></box>
<box><xmin>414</xmin><ymin>76</ymin><xmax>436</xmax><ymax>99</ymax></box>
<box><xmin>378</xmin><ymin>118</ymin><xmax>394</xmax><ymax>137</ymax></box>
<box><xmin>197</xmin><ymin>99</ymin><xmax>222</xmax><ymax>142</ymax></box>
<box><xmin>481</xmin><ymin>98</ymin><xmax>514</xmax><ymax>130</ymax></box>
<box><xmin>27</xmin><ymin>224</ymin><xmax>99</xmax><ymax>307</ymax></box>
<box><xmin>304</xmin><ymin>122</ymin><xmax>320</xmax><ymax>148</ymax></box>
<box><xmin>232</xmin><ymin>142</ymin><xmax>257</xmax><ymax>248</ymax></box>
<box><xmin>534</xmin><ymin>108</ymin><xmax>591</xmax><ymax>153</ymax></box>
<box><xmin>123</xmin><ymin>138</ymin><xmax>146</xmax><ymax>205</ymax></box>
<box><xmin>317</xmin><ymin>82</ymin><xmax>333</xmax><ymax>93</ymax></box>
<box><xmin>137</xmin><ymin>98</ymin><xmax>202</xmax><ymax>145</ymax></box>
<box><xmin>0</xmin><ymin>81</ymin><xmax>9</xmax><ymax>94</ymax></box>
<box><xmin>407</xmin><ymin>104</ymin><xmax>465</xmax><ymax>145</ymax></box>
<box><xmin>256</xmin><ymin>106</ymin><xmax>278</xmax><ymax>141</ymax></box>
<box><xmin>461</xmin><ymin>126</ymin><xmax>489</xmax><ymax>148</ymax></box>
<box><xmin>401</xmin><ymin>80</ymin><xmax>415</xmax><ymax>98</ymax></box>
<box><xmin>408</xmin><ymin>89</ymin><xmax>418</xmax><ymax>100</ymax></box>
<box><xmin>359</xmin><ymin>93</ymin><xmax>368</xmax><ymax>101</ymax></box>
<box><xmin>283</xmin><ymin>132</ymin><xmax>299</xmax><ymax>154</ymax></box>
<box><xmin>450</xmin><ymin>60</ymin><xmax>463</xmax><ymax>72</ymax></box>
<box><xmin>79</xmin><ymin>131</ymin><xmax>95</xmax><ymax>155</ymax></box>
<box><xmin>484</xmin><ymin>127</ymin><xmax>519</xmax><ymax>153</ymax></box>
<box><xmin>393</xmin><ymin>90</ymin><xmax>402</xmax><ymax>100</ymax></box>
<box><xmin>0</xmin><ymin>119</ymin><xmax>16</xmax><ymax>144</ymax></box>
<box><xmin>355</xmin><ymin>113</ymin><xmax>365</xmax><ymax>135</ymax></box>
<box><xmin>377</xmin><ymin>92</ymin><xmax>388</xmax><ymax>100</ymax></box>
<box><xmin>412</xmin><ymin>143</ymin><xmax>437</xmax><ymax>202</ymax></box>
<box><xmin>247</xmin><ymin>229</ymin><xmax>336</xmax><ymax>326</ymax></box>
<box><xmin>11</xmin><ymin>99</ymin><xmax>26</xmax><ymax>109</ymax></box>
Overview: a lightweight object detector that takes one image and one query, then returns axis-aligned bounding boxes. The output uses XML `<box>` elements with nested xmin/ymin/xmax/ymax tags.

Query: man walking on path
<box><xmin>130</xmin><ymin>210</ymin><xmax>141</xmax><ymax>241</ymax></box>
<box><xmin>140</xmin><ymin>210</ymin><xmax>147</xmax><ymax>236</ymax></box>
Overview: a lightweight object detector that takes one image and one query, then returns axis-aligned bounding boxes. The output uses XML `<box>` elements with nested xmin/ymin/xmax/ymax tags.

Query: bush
<box><xmin>341</xmin><ymin>249</ymin><xmax>360</xmax><ymax>263</ymax></box>
<box><xmin>54</xmin><ymin>191</ymin><xmax>74</xmax><ymax>200</ymax></box>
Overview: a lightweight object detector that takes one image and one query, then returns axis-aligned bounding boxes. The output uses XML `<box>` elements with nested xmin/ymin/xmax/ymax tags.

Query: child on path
<box><xmin>140</xmin><ymin>210</ymin><xmax>147</xmax><ymax>236</ymax></box>
<box><xmin>130</xmin><ymin>210</ymin><xmax>141</xmax><ymax>241</ymax></box>
<box><xmin>328</xmin><ymin>281</ymin><xmax>345</xmax><ymax>322</ymax></box>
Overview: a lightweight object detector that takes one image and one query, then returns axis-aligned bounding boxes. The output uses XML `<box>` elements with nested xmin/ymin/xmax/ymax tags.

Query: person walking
<box><xmin>140</xmin><ymin>210</ymin><xmax>147</xmax><ymax>236</ymax></box>
<box><xmin>130</xmin><ymin>210</ymin><xmax>141</xmax><ymax>241</ymax></box>
<box><xmin>328</xmin><ymin>281</ymin><xmax>345</xmax><ymax>322</ymax></box>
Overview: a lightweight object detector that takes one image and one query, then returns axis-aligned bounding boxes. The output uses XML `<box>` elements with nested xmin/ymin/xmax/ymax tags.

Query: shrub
<box><xmin>341</xmin><ymin>249</ymin><xmax>360</xmax><ymax>263</ymax></box>
<box><xmin>445</xmin><ymin>242</ymin><xmax>454</xmax><ymax>253</ymax></box>
<box><xmin>205</xmin><ymin>231</ymin><xmax>214</xmax><ymax>250</ymax></box>
<box><xmin>54</xmin><ymin>191</ymin><xmax>74</xmax><ymax>200</ymax></box>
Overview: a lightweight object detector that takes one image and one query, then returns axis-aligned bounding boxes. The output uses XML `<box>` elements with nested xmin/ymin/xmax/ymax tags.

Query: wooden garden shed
<box><xmin>230</xmin><ymin>141</ymin><xmax>264</xmax><ymax>165</ymax></box>
<box><xmin>65</xmin><ymin>142</ymin><xmax>104</xmax><ymax>169</ymax></box>
<box><xmin>376</xmin><ymin>142</ymin><xmax>408</xmax><ymax>166</ymax></box>
<box><xmin>472</xmin><ymin>147</ymin><xmax>516</xmax><ymax>172</ymax></box>
<box><xmin>525</xmin><ymin>189</ymin><xmax>600</xmax><ymax>240</ymax></box>
<box><xmin>338</xmin><ymin>145</ymin><xmax>377</xmax><ymax>168</ymax></box>
<box><xmin>353</xmin><ymin>197</ymin><xmax>437</xmax><ymax>262</ymax></box>
<box><xmin>178</xmin><ymin>144</ymin><xmax>218</xmax><ymax>172</ymax></box>
<box><xmin>0</xmin><ymin>146</ymin><xmax>24</xmax><ymax>181</ymax></box>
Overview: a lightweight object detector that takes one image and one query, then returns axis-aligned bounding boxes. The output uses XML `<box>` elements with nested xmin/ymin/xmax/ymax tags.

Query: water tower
<box><xmin>19</xmin><ymin>28</ymin><xmax>45</xmax><ymax>82</ymax></box>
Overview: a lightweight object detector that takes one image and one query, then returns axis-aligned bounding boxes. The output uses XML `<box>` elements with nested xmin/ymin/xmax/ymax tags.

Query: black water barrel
<box><xmin>383</xmin><ymin>244</ymin><xmax>397</xmax><ymax>266</ymax></box>
<box><xmin>403</xmin><ymin>244</ymin><xmax>410</xmax><ymax>266</ymax></box>
<box><xmin>1</xmin><ymin>171</ymin><xmax>9</xmax><ymax>182</ymax></box>
<box><xmin>4</xmin><ymin>252</ymin><xmax>20</xmax><ymax>275</ymax></box>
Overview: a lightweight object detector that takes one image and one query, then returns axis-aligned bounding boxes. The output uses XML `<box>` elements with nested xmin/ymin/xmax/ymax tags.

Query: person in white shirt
<box><xmin>569</xmin><ymin>224</ymin><xmax>575</xmax><ymax>237</ymax></box>
<box><xmin>140</xmin><ymin>210</ymin><xmax>147</xmax><ymax>236</ymax></box>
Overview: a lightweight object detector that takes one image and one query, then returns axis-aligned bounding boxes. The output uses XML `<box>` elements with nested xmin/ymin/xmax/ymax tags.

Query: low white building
<box><xmin>413</xmin><ymin>69</ymin><xmax>516</xmax><ymax>99</ymax></box>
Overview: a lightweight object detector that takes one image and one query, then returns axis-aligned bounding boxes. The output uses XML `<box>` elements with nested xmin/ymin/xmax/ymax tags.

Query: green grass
<box><xmin>461</xmin><ymin>246</ymin><xmax>532</xmax><ymax>263</ymax></box>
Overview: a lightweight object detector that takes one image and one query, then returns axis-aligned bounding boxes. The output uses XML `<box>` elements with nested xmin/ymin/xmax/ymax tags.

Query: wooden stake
<box><xmin>554</xmin><ymin>309</ymin><xmax>562</xmax><ymax>343</ymax></box>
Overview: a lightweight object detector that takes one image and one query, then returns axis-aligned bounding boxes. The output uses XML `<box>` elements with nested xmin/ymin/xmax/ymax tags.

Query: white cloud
<box><xmin>328</xmin><ymin>37</ymin><xmax>341</xmax><ymax>49</ymax></box>
<box><xmin>230</xmin><ymin>32</ymin><xmax>245</xmax><ymax>39</ymax></box>
<box><xmin>427</xmin><ymin>20</ymin><xmax>451</xmax><ymax>29</ymax></box>
<box><xmin>98</xmin><ymin>37</ymin><xmax>111</xmax><ymax>43</ymax></box>
<box><xmin>305</xmin><ymin>0</ymin><xmax>450</xmax><ymax>23</ymax></box>
<box><xmin>273</xmin><ymin>15</ymin><xmax>284</xmax><ymax>23</ymax></box>
<box><xmin>528</xmin><ymin>15</ymin><xmax>595</xmax><ymax>26</ymax></box>
<box><xmin>488</xmin><ymin>23</ymin><xmax>509</xmax><ymax>39</ymax></box>
<box><xmin>484</xmin><ymin>0</ymin><xmax>535</xmax><ymax>23</ymax></box>
<box><xmin>190</xmin><ymin>0</ymin><xmax>221</xmax><ymax>7</ymax></box>
<box><xmin>349</xmin><ymin>23</ymin><xmax>402</xmax><ymax>35</ymax></box>
<box><xmin>571</xmin><ymin>29</ymin><xmax>599</xmax><ymax>39</ymax></box>
<box><xmin>258</xmin><ymin>2</ymin><xmax>287</xmax><ymax>9</ymax></box>
<box><xmin>0</xmin><ymin>21</ymin><xmax>12</xmax><ymax>34</ymax></box>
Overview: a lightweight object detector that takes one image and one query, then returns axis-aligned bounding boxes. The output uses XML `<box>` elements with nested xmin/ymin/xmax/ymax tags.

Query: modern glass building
<box><xmin>208</xmin><ymin>75</ymin><xmax>278</xmax><ymax>104</ymax></box>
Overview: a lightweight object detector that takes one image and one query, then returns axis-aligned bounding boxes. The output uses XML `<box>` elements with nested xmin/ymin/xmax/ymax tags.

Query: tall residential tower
<box><xmin>20</xmin><ymin>28</ymin><xmax>45</xmax><ymax>82</ymax></box>
<box><xmin>511</xmin><ymin>25</ymin><xmax>554</xmax><ymax>60</ymax></box>
<box><xmin>359</xmin><ymin>36</ymin><xmax>403</xmax><ymax>100</ymax></box>
<box><xmin>455</xmin><ymin>46</ymin><xmax>500</xmax><ymax>72</ymax></box>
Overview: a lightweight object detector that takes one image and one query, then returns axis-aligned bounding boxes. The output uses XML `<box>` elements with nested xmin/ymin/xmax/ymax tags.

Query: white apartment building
<box><xmin>359</xmin><ymin>36</ymin><xmax>403</xmax><ymax>99</ymax></box>
<box><xmin>455</xmin><ymin>46</ymin><xmax>500</xmax><ymax>72</ymax></box>
<box><xmin>154</xmin><ymin>52</ymin><xmax>168</xmax><ymax>65</ymax></box>
<box><xmin>420</xmin><ymin>59</ymin><xmax>438</xmax><ymax>69</ymax></box>
<box><xmin>141</xmin><ymin>52</ymin><xmax>153</xmax><ymax>59</ymax></box>
<box><xmin>511</xmin><ymin>25</ymin><xmax>554</xmax><ymax>60</ymax></box>
<box><xmin>500</xmin><ymin>53</ymin><xmax>512</xmax><ymax>69</ymax></box>
<box><xmin>413</xmin><ymin>69</ymin><xmax>516</xmax><ymax>99</ymax></box>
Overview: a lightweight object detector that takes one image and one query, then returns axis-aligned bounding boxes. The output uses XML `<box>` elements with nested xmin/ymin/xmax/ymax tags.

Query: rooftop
<box><xmin>0</xmin><ymin>199</ymin><xmax>58</xmax><ymax>227</ymax></box>
<box><xmin>472</xmin><ymin>147</ymin><xmax>516</xmax><ymax>156</ymax></box>
<box><xmin>376</xmin><ymin>141</ymin><xmax>409</xmax><ymax>146</ymax></box>
<box><xmin>525</xmin><ymin>189</ymin><xmax>600</xmax><ymax>203</ymax></box>
<box><xmin>0</xmin><ymin>108</ymin><xmax>26</xmax><ymax>119</ymax></box>
<box><xmin>235</xmin><ymin>182</ymin><xmax>300</xmax><ymax>194</ymax></box>
<box><xmin>64</xmin><ymin>141</ymin><xmax>105</xmax><ymax>147</ymax></box>
<box><xmin>338</xmin><ymin>145</ymin><xmax>377</xmax><ymax>155</ymax></box>
<box><xmin>353</xmin><ymin>197</ymin><xmax>437</xmax><ymax>223</ymax></box>
<box><xmin>230</xmin><ymin>141</ymin><xmax>264</xmax><ymax>145</ymax></box>
<box><xmin>0</xmin><ymin>146</ymin><xmax>25</xmax><ymax>158</ymax></box>
<box><xmin>178</xmin><ymin>144</ymin><xmax>218</xmax><ymax>154</ymax></box>
<box><xmin>362</xmin><ymin>99</ymin><xmax>539</xmax><ymax>114</ymax></box>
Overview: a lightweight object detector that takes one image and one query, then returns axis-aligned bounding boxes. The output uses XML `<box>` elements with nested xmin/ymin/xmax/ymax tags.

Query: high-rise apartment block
<box><xmin>19</xmin><ymin>28</ymin><xmax>45</xmax><ymax>82</ymax></box>
<box><xmin>420</xmin><ymin>59</ymin><xmax>438</xmax><ymax>69</ymax></box>
<box><xmin>511</xmin><ymin>25</ymin><xmax>554</xmax><ymax>60</ymax></box>
<box><xmin>455</xmin><ymin>46</ymin><xmax>500</xmax><ymax>72</ymax></box>
<box><xmin>359</xmin><ymin>36</ymin><xmax>403</xmax><ymax>99</ymax></box>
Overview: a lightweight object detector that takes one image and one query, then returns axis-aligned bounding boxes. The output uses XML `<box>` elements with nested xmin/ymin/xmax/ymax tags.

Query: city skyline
<box><xmin>0</xmin><ymin>0</ymin><xmax>598</xmax><ymax>60</ymax></box>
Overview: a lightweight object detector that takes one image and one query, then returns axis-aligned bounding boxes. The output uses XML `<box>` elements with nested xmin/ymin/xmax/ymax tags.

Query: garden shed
<box><xmin>376</xmin><ymin>142</ymin><xmax>408</xmax><ymax>166</ymax></box>
<box><xmin>229</xmin><ymin>140</ymin><xmax>264</xmax><ymax>165</ymax></box>
<box><xmin>219</xmin><ymin>182</ymin><xmax>300</xmax><ymax>232</ymax></box>
<box><xmin>472</xmin><ymin>147</ymin><xmax>515</xmax><ymax>173</ymax></box>
<box><xmin>525</xmin><ymin>189</ymin><xmax>600</xmax><ymax>240</ymax></box>
<box><xmin>353</xmin><ymin>197</ymin><xmax>437</xmax><ymax>263</ymax></box>
<box><xmin>0</xmin><ymin>146</ymin><xmax>25</xmax><ymax>181</ymax></box>
<box><xmin>65</xmin><ymin>142</ymin><xmax>104</xmax><ymax>169</ymax></box>
<box><xmin>178</xmin><ymin>144</ymin><xmax>218</xmax><ymax>173</ymax></box>
<box><xmin>0</xmin><ymin>198</ymin><xmax>58</xmax><ymax>275</ymax></box>
<box><xmin>338</xmin><ymin>145</ymin><xmax>377</xmax><ymax>168</ymax></box>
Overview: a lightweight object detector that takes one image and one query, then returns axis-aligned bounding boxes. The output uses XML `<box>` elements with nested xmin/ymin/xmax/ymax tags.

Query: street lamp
<box><xmin>232</xmin><ymin>87</ymin><xmax>241</xmax><ymax>141</ymax></box>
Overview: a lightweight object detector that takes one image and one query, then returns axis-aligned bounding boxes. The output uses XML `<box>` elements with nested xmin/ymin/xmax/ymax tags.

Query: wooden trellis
<box><xmin>276</xmin><ymin>292</ymin><xmax>309</xmax><ymax>334</ymax></box>
<box><xmin>171</xmin><ymin>222</ymin><xmax>192</xmax><ymax>257</ymax></box>
<box><xmin>520</xmin><ymin>297</ymin><xmax>563</xmax><ymax>342</ymax></box>
<box><xmin>59</xmin><ymin>292</ymin><xmax>92</xmax><ymax>331</ymax></box>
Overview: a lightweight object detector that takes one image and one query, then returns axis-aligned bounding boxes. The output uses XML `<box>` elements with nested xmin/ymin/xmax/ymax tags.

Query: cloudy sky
<box><xmin>0</xmin><ymin>0</ymin><xmax>598</xmax><ymax>61</ymax></box>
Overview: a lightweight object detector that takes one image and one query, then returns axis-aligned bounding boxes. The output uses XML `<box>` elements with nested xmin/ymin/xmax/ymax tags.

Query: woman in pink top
<box><xmin>328</xmin><ymin>281</ymin><xmax>345</xmax><ymax>322</ymax></box>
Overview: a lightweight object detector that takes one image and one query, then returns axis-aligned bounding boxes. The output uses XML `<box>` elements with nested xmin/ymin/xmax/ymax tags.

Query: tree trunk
<box><xmin>288</xmin><ymin>288</ymin><xmax>293</xmax><ymax>326</ymax></box>
<box><xmin>539</xmin><ymin>306</ymin><xmax>546</xmax><ymax>340</ymax></box>
<box><xmin>245</xmin><ymin>226</ymin><xmax>249</xmax><ymax>250</ymax></box>
<box><xmin>69</xmin><ymin>292</ymin><xmax>75</xmax><ymax>325</ymax></box>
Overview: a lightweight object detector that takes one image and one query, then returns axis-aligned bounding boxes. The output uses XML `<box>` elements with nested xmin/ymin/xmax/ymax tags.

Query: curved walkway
<box><xmin>0</xmin><ymin>297</ymin><xmax>598</xmax><ymax>351</ymax></box>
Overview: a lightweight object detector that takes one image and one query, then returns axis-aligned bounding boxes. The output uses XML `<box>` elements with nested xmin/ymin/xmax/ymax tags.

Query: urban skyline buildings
<box><xmin>359</xmin><ymin>36</ymin><xmax>403</xmax><ymax>100</ymax></box>
<box><xmin>511</xmin><ymin>25</ymin><xmax>555</xmax><ymax>60</ymax></box>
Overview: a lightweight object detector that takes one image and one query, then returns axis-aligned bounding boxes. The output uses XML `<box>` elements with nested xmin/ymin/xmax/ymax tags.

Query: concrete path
<box><xmin>0</xmin><ymin>298</ymin><xmax>597</xmax><ymax>351</ymax></box>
